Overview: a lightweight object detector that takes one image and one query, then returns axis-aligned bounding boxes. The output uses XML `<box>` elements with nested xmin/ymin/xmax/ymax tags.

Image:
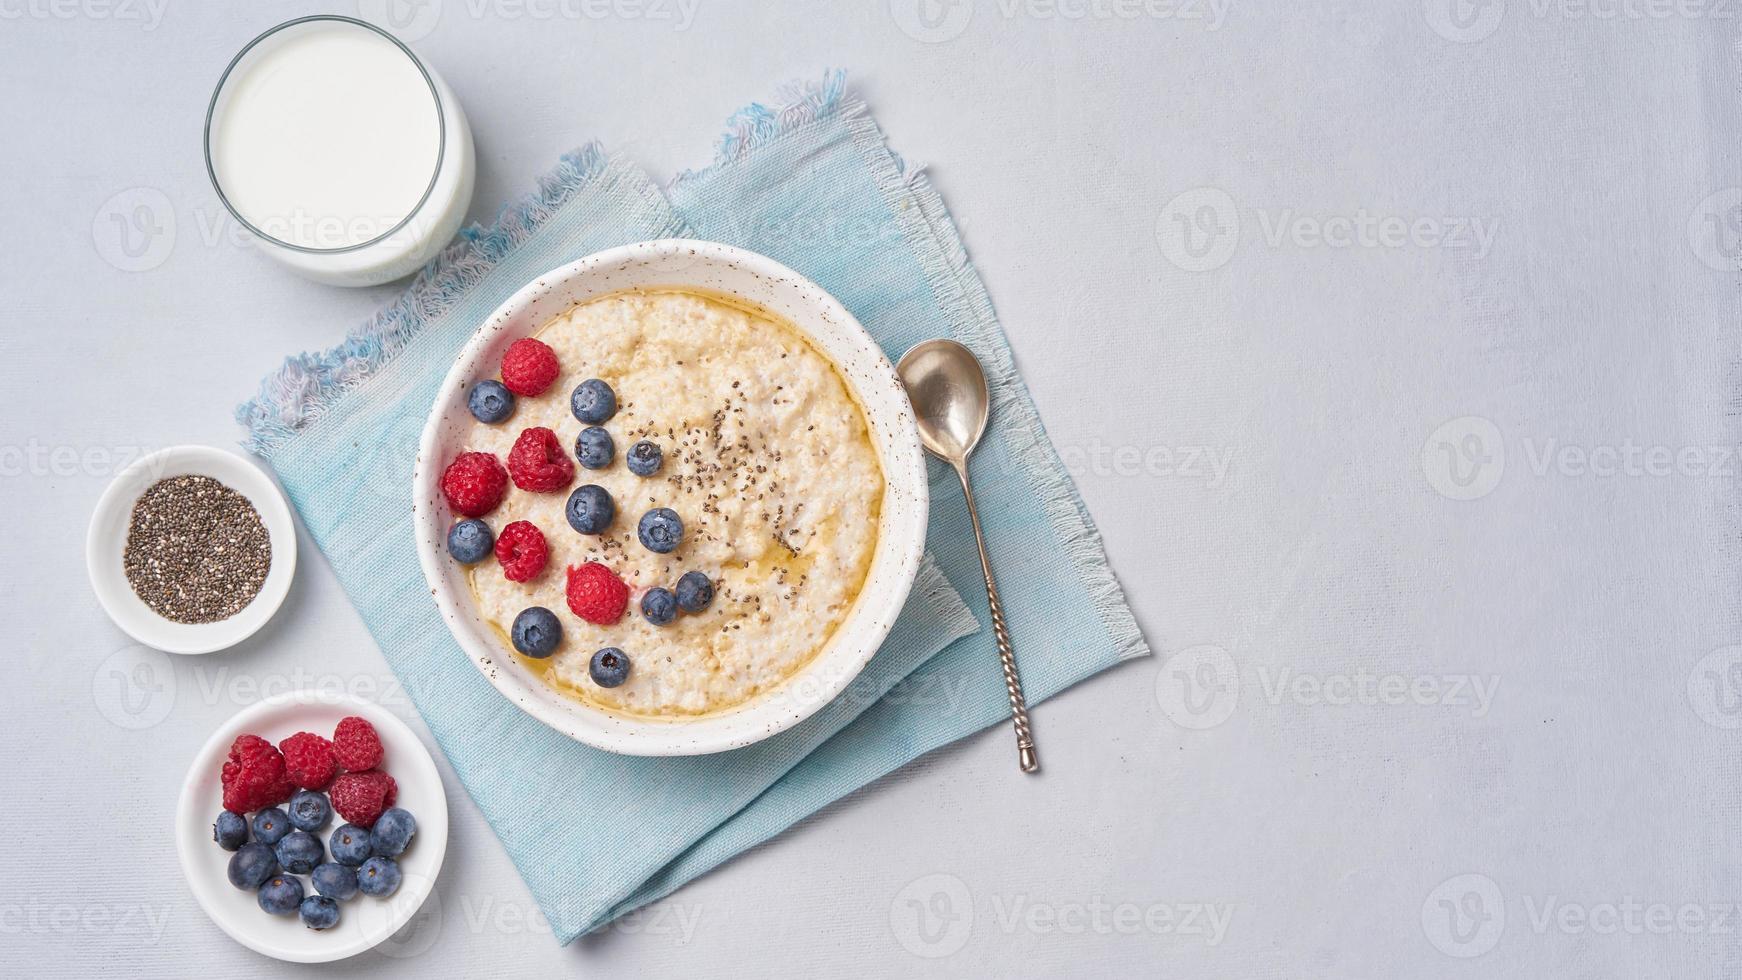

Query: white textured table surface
<box><xmin>6</xmin><ymin>2</ymin><xmax>1741</xmax><ymax>976</ymax></box>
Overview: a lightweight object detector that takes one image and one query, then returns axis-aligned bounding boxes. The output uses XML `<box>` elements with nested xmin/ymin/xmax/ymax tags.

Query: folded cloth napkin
<box><xmin>237</xmin><ymin>72</ymin><xmax>1149</xmax><ymax>943</ymax></box>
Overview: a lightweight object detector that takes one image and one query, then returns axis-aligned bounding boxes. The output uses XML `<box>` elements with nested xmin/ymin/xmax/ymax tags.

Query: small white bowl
<box><xmin>175</xmin><ymin>690</ymin><xmax>449</xmax><ymax>963</ymax></box>
<box><xmin>86</xmin><ymin>445</ymin><xmax>297</xmax><ymax>654</ymax></box>
<box><xmin>413</xmin><ymin>239</ymin><xmax>929</xmax><ymax>756</ymax></box>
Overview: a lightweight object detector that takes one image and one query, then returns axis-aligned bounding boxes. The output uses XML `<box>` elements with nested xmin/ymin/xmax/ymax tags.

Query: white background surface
<box><xmin>5</xmin><ymin>1</ymin><xmax>1742</xmax><ymax>976</ymax></box>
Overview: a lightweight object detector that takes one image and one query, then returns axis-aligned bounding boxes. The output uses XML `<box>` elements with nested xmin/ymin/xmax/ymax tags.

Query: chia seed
<box><xmin>123</xmin><ymin>475</ymin><xmax>271</xmax><ymax>624</ymax></box>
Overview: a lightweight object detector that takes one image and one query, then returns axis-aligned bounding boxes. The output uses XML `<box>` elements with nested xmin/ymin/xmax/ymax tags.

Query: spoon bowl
<box><xmin>898</xmin><ymin>339</ymin><xmax>990</xmax><ymax>462</ymax></box>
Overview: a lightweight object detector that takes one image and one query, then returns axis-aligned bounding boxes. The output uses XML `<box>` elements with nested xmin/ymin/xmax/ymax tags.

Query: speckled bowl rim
<box><xmin>412</xmin><ymin>239</ymin><xmax>928</xmax><ymax>756</ymax></box>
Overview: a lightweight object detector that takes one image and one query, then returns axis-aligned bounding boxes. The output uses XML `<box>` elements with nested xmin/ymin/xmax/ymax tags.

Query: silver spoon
<box><xmin>897</xmin><ymin>339</ymin><xmax>1039</xmax><ymax>774</ymax></box>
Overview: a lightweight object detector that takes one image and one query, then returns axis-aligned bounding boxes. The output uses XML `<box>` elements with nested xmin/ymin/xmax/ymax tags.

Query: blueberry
<box><xmin>299</xmin><ymin>895</ymin><xmax>340</xmax><ymax>931</ymax></box>
<box><xmin>257</xmin><ymin>875</ymin><xmax>304</xmax><ymax>916</ymax></box>
<box><xmin>370</xmin><ymin>808</ymin><xmax>418</xmax><ymax>857</ymax></box>
<box><xmin>213</xmin><ymin>810</ymin><xmax>248</xmax><ymax>851</ymax></box>
<box><xmin>227</xmin><ymin>841</ymin><xmax>279</xmax><ymax>890</ymax></box>
<box><xmin>511</xmin><ymin>606</ymin><xmax>562</xmax><ymax>658</ymax></box>
<box><xmin>565</xmin><ymin>484</ymin><xmax>615</xmax><ymax>535</ymax></box>
<box><xmin>570</xmin><ymin>379</ymin><xmax>616</xmax><ymax>424</ymax></box>
<box><xmin>251</xmin><ymin>807</ymin><xmax>290</xmax><ymax>845</ymax></box>
<box><xmin>626</xmin><ymin>440</ymin><xmax>663</xmax><ymax>477</ymax></box>
<box><xmin>330</xmin><ymin>824</ymin><xmax>372</xmax><ymax>866</ymax></box>
<box><xmin>467</xmin><ymin>379</ymin><xmax>516</xmax><ymax>424</ymax></box>
<box><xmin>447</xmin><ymin>519</ymin><xmax>494</xmax><ymax>564</ymax></box>
<box><xmin>575</xmin><ymin>426</ymin><xmax>614</xmax><ymax>470</ymax></box>
<box><xmin>637</xmin><ymin>508</ymin><xmax>683</xmax><ymax>554</ymax></box>
<box><xmin>312</xmin><ymin>862</ymin><xmax>360</xmax><ymax>901</ymax></box>
<box><xmin>357</xmin><ymin>856</ymin><xmax>403</xmax><ymax>898</ymax></box>
<box><xmin>590</xmin><ymin>647</ymin><xmax>631</xmax><ymax>688</ymax></box>
<box><xmin>640</xmin><ymin>587</ymin><xmax>677</xmax><ymax>626</ymax></box>
<box><xmin>675</xmin><ymin>571</ymin><xmax>715</xmax><ymax>613</ymax></box>
<box><xmin>275</xmin><ymin>830</ymin><xmax>324</xmax><ymax>874</ymax></box>
<box><xmin>288</xmin><ymin>790</ymin><xmax>331</xmax><ymax>832</ymax></box>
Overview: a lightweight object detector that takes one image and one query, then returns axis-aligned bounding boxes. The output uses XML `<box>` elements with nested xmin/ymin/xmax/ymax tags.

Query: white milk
<box><xmin>206</xmin><ymin>18</ymin><xmax>474</xmax><ymax>285</ymax></box>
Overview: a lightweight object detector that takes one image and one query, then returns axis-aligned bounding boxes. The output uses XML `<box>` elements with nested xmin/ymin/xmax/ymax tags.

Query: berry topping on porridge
<box><xmin>625</xmin><ymin>439</ymin><xmax>663</xmax><ymax>476</ymax></box>
<box><xmin>468</xmin><ymin>379</ymin><xmax>516</xmax><ymax>424</ymax></box>
<box><xmin>575</xmin><ymin>426</ymin><xmax>614</xmax><ymax>469</ymax></box>
<box><xmin>440</xmin><ymin>452</ymin><xmax>508</xmax><ymax>517</ymax></box>
<box><xmin>565</xmin><ymin>561</ymin><xmax>628</xmax><ymax>625</ymax></box>
<box><xmin>500</xmin><ymin>337</ymin><xmax>560</xmax><ymax>396</ymax></box>
<box><xmin>590</xmin><ymin>647</ymin><xmax>630</xmax><ymax>688</ymax></box>
<box><xmin>506</xmin><ymin>426</ymin><xmax>575</xmax><ymax>492</ymax></box>
<box><xmin>565</xmin><ymin>484</ymin><xmax>614</xmax><ymax>535</ymax></box>
<box><xmin>493</xmin><ymin>520</ymin><xmax>549</xmax><ymax>582</ymax></box>
<box><xmin>569</xmin><ymin>378</ymin><xmax>617</xmax><ymax>424</ymax></box>
<box><xmin>636</xmin><ymin>507</ymin><xmax>683</xmax><ymax>554</ymax></box>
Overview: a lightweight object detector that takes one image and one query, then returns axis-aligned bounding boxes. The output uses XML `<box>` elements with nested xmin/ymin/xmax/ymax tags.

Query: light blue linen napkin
<box><xmin>238</xmin><ymin>73</ymin><xmax>1149</xmax><ymax>943</ymax></box>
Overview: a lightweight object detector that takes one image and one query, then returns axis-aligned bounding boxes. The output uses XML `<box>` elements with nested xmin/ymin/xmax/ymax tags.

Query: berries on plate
<box><xmin>251</xmin><ymin>807</ymin><xmax>291</xmax><ymax>846</ymax></box>
<box><xmin>333</xmin><ymin>716</ymin><xmax>384</xmax><ymax>771</ymax></box>
<box><xmin>590</xmin><ymin>647</ymin><xmax>631</xmax><ymax>688</ymax></box>
<box><xmin>570</xmin><ymin>378</ymin><xmax>616</xmax><ymax>423</ymax></box>
<box><xmin>213</xmin><ymin>810</ymin><xmax>248</xmax><ymax>851</ymax></box>
<box><xmin>279</xmin><ymin>731</ymin><xmax>338</xmax><ymax>791</ymax></box>
<box><xmin>276</xmin><ymin>830</ymin><xmax>324</xmax><ymax>875</ymax></box>
<box><xmin>288</xmin><ymin>790</ymin><xmax>332</xmax><ymax>832</ymax></box>
<box><xmin>565</xmin><ymin>484</ymin><xmax>614</xmax><ymax>535</ymax></box>
<box><xmin>312</xmin><ymin>862</ymin><xmax>360</xmax><ymax>901</ymax></box>
<box><xmin>300</xmin><ymin>895</ymin><xmax>340</xmax><ymax>931</ymax></box>
<box><xmin>494</xmin><ymin>520</ymin><xmax>549</xmax><ymax>582</ymax></box>
<box><xmin>500</xmin><ymin>337</ymin><xmax>559</xmax><ymax>396</ymax></box>
<box><xmin>221</xmin><ymin>734</ymin><xmax>294</xmax><ymax>814</ymax></box>
<box><xmin>640</xmin><ymin>587</ymin><xmax>677</xmax><ymax>626</ymax></box>
<box><xmin>566</xmin><ymin>562</ymin><xmax>628</xmax><ymax>625</ymax></box>
<box><xmin>676</xmin><ymin>571</ymin><xmax>715</xmax><ymax>613</ymax></box>
<box><xmin>258</xmin><ymin>874</ymin><xmax>304</xmax><ymax>916</ymax></box>
<box><xmin>358</xmin><ymin>856</ymin><xmax>403</xmax><ymax>898</ymax></box>
<box><xmin>370</xmin><ymin>808</ymin><xmax>417</xmax><ymax>857</ymax></box>
<box><xmin>625</xmin><ymin>440</ymin><xmax>663</xmax><ymax>477</ymax></box>
<box><xmin>511</xmin><ymin>606</ymin><xmax>562</xmax><ymax>658</ymax></box>
<box><xmin>330</xmin><ymin>824</ymin><xmax>372</xmax><ymax>866</ymax></box>
<box><xmin>329</xmin><ymin>770</ymin><xmax>397</xmax><ymax>828</ymax></box>
<box><xmin>575</xmin><ymin>426</ymin><xmax>614</xmax><ymax>470</ymax></box>
<box><xmin>637</xmin><ymin>508</ymin><xmax>683</xmax><ymax>554</ymax></box>
<box><xmin>447</xmin><ymin>519</ymin><xmax>495</xmax><ymax>564</ymax></box>
<box><xmin>227</xmin><ymin>842</ymin><xmax>279</xmax><ymax>890</ymax></box>
<box><xmin>441</xmin><ymin>452</ymin><xmax>508</xmax><ymax>518</ymax></box>
<box><xmin>507</xmin><ymin>426</ymin><xmax>575</xmax><ymax>492</ymax></box>
<box><xmin>467</xmin><ymin>379</ymin><xmax>516</xmax><ymax>424</ymax></box>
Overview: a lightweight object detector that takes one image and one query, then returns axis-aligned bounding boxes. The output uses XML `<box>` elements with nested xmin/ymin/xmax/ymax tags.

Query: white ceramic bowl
<box><xmin>86</xmin><ymin>445</ymin><xmax>297</xmax><ymax>654</ymax></box>
<box><xmin>413</xmin><ymin>239</ymin><xmax>928</xmax><ymax>756</ymax></box>
<box><xmin>175</xmin><ymin>690</ymin><xmax>449</xmax><ymax>963</ymax></box>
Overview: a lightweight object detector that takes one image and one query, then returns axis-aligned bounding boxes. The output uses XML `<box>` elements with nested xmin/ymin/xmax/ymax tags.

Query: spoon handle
<box><xmin>955</xmin><ymin>461</ymin><xmax>1039</xmax><ymax>774</ymax></box>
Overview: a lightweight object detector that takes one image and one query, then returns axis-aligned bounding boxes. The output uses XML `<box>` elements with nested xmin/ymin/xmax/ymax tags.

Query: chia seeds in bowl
<box><xmin>123</xmin><ymin>475</ymin><xmax>271</xmax><ymax>624</ymax></box>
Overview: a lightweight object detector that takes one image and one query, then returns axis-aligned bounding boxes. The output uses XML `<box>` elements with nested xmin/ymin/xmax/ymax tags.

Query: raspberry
<box><xmin>494</xmin><ymin>520</ymin><xmax>549</xmax><ymax>582</ymax></box>
<box><xmin>332</xmin><ymin>716</ymin><xmax>384</xmax><ymax>771</ymax></box>
<box><xmin>566</xmin><ymin>562</ymin><xmax>628</xmax><ymax>625</ymax></box>
<box><xmin>278</xmin><ymin>732</ymin><xmax>338</xmax><ymax>790</ymax></box>
<box><xmin>506</xmin><ymin>427</ymin><xmax>574</xmax><ymax>493</ymax></box>
<box><xmin>500</xmin><ymin>338</ymin><xmax>559</xmax><ymax>396</ymax></box>
<box><xmin>441</xmin><ymin>452</ymin><xmax>508</xmax><ymax>517</ymax></box>
<box><xmin>328</xmin><ymin>770</ymin><xmax>398</xmax><ymax>828</ymax></box>
<box><xmin>220</xmin><ymin>734</ymin><xmax>294</xmax><ymax>813</ymax></box>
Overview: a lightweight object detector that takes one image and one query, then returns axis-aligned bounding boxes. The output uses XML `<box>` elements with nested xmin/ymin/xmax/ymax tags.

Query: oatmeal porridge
<box><xmin>438</xmin><ymin>288</ymin><xmax>884</xmax><ymax>717</ymax></box>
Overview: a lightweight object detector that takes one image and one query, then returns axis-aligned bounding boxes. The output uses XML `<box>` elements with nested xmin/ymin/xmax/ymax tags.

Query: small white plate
<box><xmin>175</xmin><ymin>690</ymin><xmax>449</xmax><ymax>963</ymax></box>
<box><xmin>86</xmin><ymin>444</ymin><xmax>297</xmax><ymax>654</ymax></box>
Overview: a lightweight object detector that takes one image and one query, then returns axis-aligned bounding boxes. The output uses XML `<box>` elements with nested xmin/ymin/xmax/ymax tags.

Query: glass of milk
<box><xmin>204</xmin><ymin>16</ymin><xmax>475</xmax><ymax>286</ymax></box>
